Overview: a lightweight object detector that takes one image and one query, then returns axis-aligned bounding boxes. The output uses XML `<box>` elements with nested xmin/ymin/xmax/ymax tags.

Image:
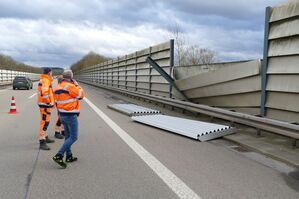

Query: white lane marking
<box><xmin>28</xmin><ymin>93</ymin><xmax>37</xmax><ymax>99</ymax></box>
<box><xmin>84</xmin><ymin>97</ymin><xmax>201</xmax><ymax>199</ymax></box>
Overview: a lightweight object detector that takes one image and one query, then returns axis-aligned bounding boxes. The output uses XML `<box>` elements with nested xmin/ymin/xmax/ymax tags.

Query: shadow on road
<box><xmin>283</xmin><ymin>170</ymin><xmax>299</xmax><ymax>192</ymax></box>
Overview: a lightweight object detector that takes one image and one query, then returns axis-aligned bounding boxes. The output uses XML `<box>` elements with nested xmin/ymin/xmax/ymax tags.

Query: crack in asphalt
<box><xmin>24</xmin><ymin>149</ymin><xmax>40</xmax><ymax>199</ymax></box>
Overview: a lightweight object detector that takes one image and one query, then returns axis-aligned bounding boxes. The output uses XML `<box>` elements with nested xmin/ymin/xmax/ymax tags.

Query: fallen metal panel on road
<box><xmin>132</xmin><ymin>114</ymin><xmax>235</xmax><ymax>141</ymax></box>
<box><xmin>108</xmin><ymin>104</ymin><xmax>161</xmax><ymax>116</ymax></box>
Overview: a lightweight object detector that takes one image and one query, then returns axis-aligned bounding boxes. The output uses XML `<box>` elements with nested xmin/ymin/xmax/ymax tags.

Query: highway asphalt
<box><xmin>0</xmin><ymin>82</ymin><xmax>299</xmax><ymax>199</ymax></box>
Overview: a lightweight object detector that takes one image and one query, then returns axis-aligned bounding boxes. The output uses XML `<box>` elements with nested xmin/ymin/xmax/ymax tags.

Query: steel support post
<box><xmin>260</xmin><ymin>7</ymin><xmax>271</xmax><ymax>117</ymax></box>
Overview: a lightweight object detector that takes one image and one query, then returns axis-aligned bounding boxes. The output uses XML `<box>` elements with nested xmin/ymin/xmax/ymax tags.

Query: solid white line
<box><xmin>28</xmin><ymin>93</ymin><xmax>37</xmax><ymax>99</ymax></box>
<box><xmin>84</xmin><ymin>97</ymin><xmax>201</xmax><ymax>199</ymax></box>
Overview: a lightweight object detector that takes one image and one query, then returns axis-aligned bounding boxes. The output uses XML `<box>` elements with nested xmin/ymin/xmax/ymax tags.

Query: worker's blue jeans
<box><xmin>58</xmin><ymin>114</ymin><xmax>78</xmax><ymax>157</ymax></box>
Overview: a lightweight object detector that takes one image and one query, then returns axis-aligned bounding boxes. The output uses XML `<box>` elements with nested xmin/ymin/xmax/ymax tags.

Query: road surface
<box><xmin>0</xmin><ymin>82</ymin><xmax>299</xmax><ymax>199</ymax></box>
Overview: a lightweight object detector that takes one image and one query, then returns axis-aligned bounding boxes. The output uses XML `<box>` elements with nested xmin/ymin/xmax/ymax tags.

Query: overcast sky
<box><xmin>0</xmin><ymin>0</ymin><xmax>287</xmax><ymax>68</ymax></box>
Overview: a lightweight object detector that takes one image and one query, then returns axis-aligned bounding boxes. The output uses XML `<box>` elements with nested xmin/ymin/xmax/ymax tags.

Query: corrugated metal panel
<box><xmin>151</xmin><ymin>41</ymin><xmax>171</xmax><ymax>52</ymax></box>
<box><xmin>266</xmin><ymin>4</ymin><xmax>299</xmax><ymax>122</ymax></box>
<box><xmin>151</xmin><ymin>90</ymin><xmax>169</xmax><ymax>97</ymax></box>
<box><xmin>270</xmin><ymin>2</ymin><xmax>299</xmax><ymax>22</ymax></box>
<box><xmin>151</xmin><ymin>83</ymin><xmax>170</xmax><ymax>92</ymax></box>
<box><xmin>183</xmin><ymin>76</ymin><xmax>261</xmax><ymax>98</ymax></box>
<box><xmin>267</xmin><ymin>56</ymin><xmax>299</xmax><ymax>74</ymax></box>
<box><xmin>74</xmin><ymin>41</ymin><xmax>172</xmax><ymax>98</ymax></box>
<box><xmin>191</xmin><ymin>92</ymin><xmax>261</xmax><ymax>107</ymax></box>
<box><xmin>132</xmin><ymin>115</ymin><xmax>235</xmax><ymax>141</ymax></box>
<box><xmin>223</xmin><ymin>108</ymin><xmax>260</xmax><ymax>116</ymax></box>
<box><xmin>266</xmin><ymin>108</ymin><xmax>299</xmax><ymax>123</ymax></box>
<box><xmin>175</xmin><ymin>60</ymin><xmax>260</xmax><ymax>91</ymax></box>
<box><xmin>268</xmin><ymin>35</ymin><xmax>299</xmax><ymax>57</ymax></box>
<box><xmin>269</xmin><ymin>18</ymin><xmax>299</xmax><ymax>40</ymax></box>
<box><xmin>267</xmin><ymin>75</ymin><xmax>299</xmax><ymax>92</ymax></box>
<box><xmin>266</xmin><ymin>92</ymin><xmax>299</xmax><ymax>112</ymax></box>
<box><xmin>173</xmin><ymin>60</ymin><xmax>255</xmax><ymax>80</ymax></box>
<box><xmin>108</xmin><ymin>104</ymin><xmax>161</xmax><ymax>116</ymax></box>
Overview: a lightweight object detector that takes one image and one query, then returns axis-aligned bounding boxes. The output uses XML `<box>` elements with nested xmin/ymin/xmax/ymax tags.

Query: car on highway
<box><xmin>13</xmin><ymin>76</ymin><xmax>33</xmax><ymax>90</ymax></box>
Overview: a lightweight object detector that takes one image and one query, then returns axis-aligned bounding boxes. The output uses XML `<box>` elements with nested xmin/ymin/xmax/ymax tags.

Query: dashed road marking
<box><xmin>84</xmin><ymin>97</ymin><xmax>201</xmax><ymax>199</ymax></box>
<box><xmin>28</xmin><ymin>93</ymin><xmax>37</xmax><ymax>99</ymax></box>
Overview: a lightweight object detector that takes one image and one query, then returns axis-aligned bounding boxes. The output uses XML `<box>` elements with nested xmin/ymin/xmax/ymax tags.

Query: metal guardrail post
<box><xmin>169</xmin><ymin>39</ymin><xmax>175</xmax><ymax>98</ymax></box>
<box><xmin>149</xmin><ymin>46</ymin><xmax>152</xmax><ymax>95</ymax></box>
<box><xmin>125</xmin><ymin>55</ymin><xmax>128</xmax><ymax>90</ymax></box>
<box><xmin>117</xmin><ymin>57</ymin><xmax>120</xmax><ymax>88</ymax></box>
<box><xmin>260</xmin><ymin>6</ymin><xmax>271</xmax><ymax>117</ymax></box>
<box><xmin>135</xmin><ymin>52</ymin><xmax>138</xmax><ymax>91</ymax></box>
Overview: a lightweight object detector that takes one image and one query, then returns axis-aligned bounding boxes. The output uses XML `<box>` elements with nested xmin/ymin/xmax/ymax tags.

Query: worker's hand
<box><xmin>72</xmin><ymin>79</ymin><xmax>79</xmax><ymax>86</ymax></box>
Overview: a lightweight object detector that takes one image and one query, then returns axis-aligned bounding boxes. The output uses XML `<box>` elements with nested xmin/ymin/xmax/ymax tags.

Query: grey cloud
<box><xmin>0</xmin><ymin>0</ymin><xmax>286</xmax><ymax>30</ymax></box>
<box><xmin>0</xmin><ymin>0</ymin><xmax>289</xmax><ymax>67</ymax></box>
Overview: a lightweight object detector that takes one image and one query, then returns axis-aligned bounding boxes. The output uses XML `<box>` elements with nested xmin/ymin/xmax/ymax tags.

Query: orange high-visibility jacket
<box><xmin>37</xmin><ymin>74</ymin><xmax>54</xmax><ymax>107</ymax></box>
<box><xmin>54</xmin><ymin>80</ymin><xmax>84</xmax><ymax>114</ymax></box>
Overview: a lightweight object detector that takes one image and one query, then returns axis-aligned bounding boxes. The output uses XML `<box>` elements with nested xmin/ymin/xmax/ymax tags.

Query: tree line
<box><xmin>70</xmin><ymin>52</ymin><xmax>109</xmax><ymax>72</ymax></box>
<box><xmin>0</xmin><ymin>54</ymin><xmax>42</xmax><ymax>73</ymax></box>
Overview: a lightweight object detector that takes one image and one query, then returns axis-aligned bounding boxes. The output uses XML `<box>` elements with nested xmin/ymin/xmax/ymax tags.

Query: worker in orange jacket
<box><xmin>37</xmin><ymin>67</ymin><xmax>55</xmax><ymax>150</ymax></box>
<box><xmin>54</xmin><ymin>75</ymin><xmax>64</xmax><ymax>139</ymax></box>
<box><xmin>52</xmin><ymin>70</ymin><xmax>84</xmax><ymax>168</ymax></box>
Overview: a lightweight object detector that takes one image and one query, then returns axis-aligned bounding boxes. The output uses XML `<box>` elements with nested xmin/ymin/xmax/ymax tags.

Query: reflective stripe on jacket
<box><xmin>54</xmin><ymin>80</ymin><xmax>84</xmax><ymax>114</ymax></box>
<box><xmin>37</xmin><ymin>74</ymin><xmax>54</xmax><ymax>107</ymax></box>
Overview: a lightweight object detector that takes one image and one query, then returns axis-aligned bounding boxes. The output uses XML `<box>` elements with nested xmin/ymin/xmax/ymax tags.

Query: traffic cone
<box><xmin>8</xmin><ymin>96</ymin><xmax>17</xmax><ymax>114</ymax></box>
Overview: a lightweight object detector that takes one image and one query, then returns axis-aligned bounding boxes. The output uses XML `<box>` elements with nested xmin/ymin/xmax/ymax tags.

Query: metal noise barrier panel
<box><xmin>132</xmin><ymin>115</ymin><xmax>236</xmax><ymax>141</ymax></box>
<box><xmin>108</xmin><ymin>104</ymin><xmax>161</xmax><ymax>116</ymax></box>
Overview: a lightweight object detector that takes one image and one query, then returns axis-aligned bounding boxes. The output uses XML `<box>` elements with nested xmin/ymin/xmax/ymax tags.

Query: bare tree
<box><xmin>169</xmin><ymin>23</ymin><xmax>217</xmax><ymax>66</ymax></box>
<box><xmin>184</xmin><ymin>46</ymin><xmax>217</xmax><ymax>65</ymax></box>
<box><xmin>169</xmin><ymin>23</ymin><xmax>187</xmax><ymax>66</ymax></box>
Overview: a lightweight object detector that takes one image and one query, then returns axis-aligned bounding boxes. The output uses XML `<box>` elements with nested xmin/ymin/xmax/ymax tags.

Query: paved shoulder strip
<box><xmin>84</xmin><ymin>98</ymin><xmax>201</xmax><ymax>199</ymax></box>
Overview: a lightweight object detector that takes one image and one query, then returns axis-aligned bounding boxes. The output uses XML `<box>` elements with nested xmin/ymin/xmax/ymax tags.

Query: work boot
<box><xmin>40</xmin><ymin>140</ymin><xmax>50</xmax><ymax>150</ymax></box>
<box><xmin>55</xmin><ymin>132</ymin><xmax>64</xmax><ymax>139</ymax></box>
<box><xmin>66</xmin><ymin>154</ymin><xmax>78</xmax><ymax>163</ymax></box>
<box><xmin>45</xmin><ymin>136</ymin><xmax>55</xmax><ymax>143</ymax></box>
<box><xmin>52</xmin><ymin>154</ymin><xmax>67</xmax><ymax>169</ymax></box>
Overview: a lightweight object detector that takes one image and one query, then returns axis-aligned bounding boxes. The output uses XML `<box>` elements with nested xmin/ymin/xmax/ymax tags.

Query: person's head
<box><xmin>62</xmin><ymin>70</ymin><xmax>73</xmax><ymax>80</ymax></box>
<box><xmin>43</xmin><ymin>67</ymin><xmax>52</xmax><ymax>76</ymax></box>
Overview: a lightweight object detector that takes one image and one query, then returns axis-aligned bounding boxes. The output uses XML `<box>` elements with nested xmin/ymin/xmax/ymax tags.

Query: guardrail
<box><xmin>0</xmin><ymin>69</ymin><xmax>40</xmax><ymax>87</ymax></box>
<box><xmin>79</xmin><ymin>80</ymin><xmax>299</xmax><ymax>146</ymax></box>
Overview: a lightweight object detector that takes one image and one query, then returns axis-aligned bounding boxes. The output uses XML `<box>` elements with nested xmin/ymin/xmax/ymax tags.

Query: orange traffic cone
<box><xmin>8</xmin><ymin>96</ymin><xmax>17</xmax><ymax>114</ymax></box>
